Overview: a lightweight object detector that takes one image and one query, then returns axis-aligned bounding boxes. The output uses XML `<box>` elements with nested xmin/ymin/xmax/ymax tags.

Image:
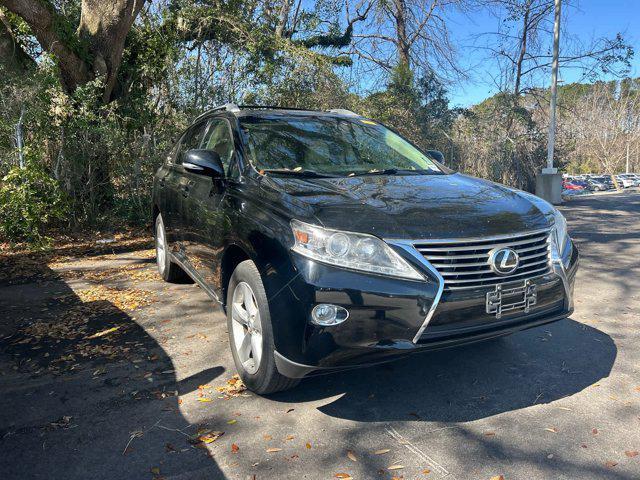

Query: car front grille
<box><xmin>413</xmin><ymin>229</ymin><xmax>552</xmax><ymax>290</ymax></box>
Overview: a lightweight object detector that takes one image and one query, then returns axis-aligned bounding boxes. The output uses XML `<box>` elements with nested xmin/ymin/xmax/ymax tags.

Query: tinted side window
<box><xmin>176</xmin><ymin>121</ymin><xmax>208</xmax><ymax>164</ymax></box>
<box><xmin>202</xmin><ymin>119</ymin><xmax>235</xmax><ymax>171</ymax></box>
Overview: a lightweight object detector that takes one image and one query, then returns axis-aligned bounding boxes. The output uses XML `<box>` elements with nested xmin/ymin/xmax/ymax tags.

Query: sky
<box><xmin>446</xmin><ymin>0</ymin><xmax>640</xmax><ymax>107</ymax></box>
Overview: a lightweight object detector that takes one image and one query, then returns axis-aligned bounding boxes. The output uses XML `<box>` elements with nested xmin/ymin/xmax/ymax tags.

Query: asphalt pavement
<box><xmin>1</xmin><ymin>191</ymin><xmax>639</xmax><ymax>480</ymax></box>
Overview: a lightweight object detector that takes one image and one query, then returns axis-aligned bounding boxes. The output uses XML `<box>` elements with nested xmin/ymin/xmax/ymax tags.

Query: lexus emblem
<box><xmin>488</xmin><ymin>247</ymin><xmax>519</xmax><ymax>275</ymax></box>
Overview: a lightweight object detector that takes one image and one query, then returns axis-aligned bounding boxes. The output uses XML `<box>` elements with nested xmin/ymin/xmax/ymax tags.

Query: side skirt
<box><xmin>170</xmin><ymin>252</ymin><xmax>223</xmax><ymax>305</ymax></box>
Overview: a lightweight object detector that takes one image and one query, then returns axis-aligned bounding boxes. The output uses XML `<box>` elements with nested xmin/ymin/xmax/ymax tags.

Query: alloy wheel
<box><xmin>231</xmin><ymin>282</ymin><xmax>263</xmax><ymax>374</ymax></box>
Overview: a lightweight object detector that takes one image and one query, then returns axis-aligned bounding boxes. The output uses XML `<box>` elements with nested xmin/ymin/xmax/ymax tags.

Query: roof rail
<box><xmin>236</xmin><ymin>105</ymin><xmax>314</xmax><ymax>112</ymax></box>
<box><xmin>327</xmin><ymin>108</ymin><xmax>360</xmax><ymax>117</ymax></box>
<box><xmin>194</xmin><ymin>103</ymin><xmax>240</xmax><ymax>122</ymax></box>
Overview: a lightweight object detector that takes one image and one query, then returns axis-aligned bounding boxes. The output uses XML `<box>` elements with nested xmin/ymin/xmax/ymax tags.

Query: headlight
<box><xmin>550</xmin><ymin>209</ymin><xmax>568</xmax><ymax>261</ymax></box>
<box><xmin>290</xmin><ymin>220</ymin><xmax>423</xmax><ymax>280</ymax></box>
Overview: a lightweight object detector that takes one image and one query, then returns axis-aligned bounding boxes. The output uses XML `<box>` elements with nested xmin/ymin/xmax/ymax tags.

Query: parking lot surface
<box><xmin>1</xmin><ymin>191</ymin><xmax>639</xmax><ymax>480</ymax></box>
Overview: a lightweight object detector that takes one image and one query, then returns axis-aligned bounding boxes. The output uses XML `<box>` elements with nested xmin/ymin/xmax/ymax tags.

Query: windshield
<box><xmin>239</xmin><ymin>115</ymin><xmax>444</xmax><ymax>176</ymax></box>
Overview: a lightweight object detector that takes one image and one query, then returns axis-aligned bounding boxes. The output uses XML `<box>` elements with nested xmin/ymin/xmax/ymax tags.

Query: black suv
<box><xmin>153</xmin><ymin>104</ymin><xmax>579</xmax><ymax>393</ymax></box>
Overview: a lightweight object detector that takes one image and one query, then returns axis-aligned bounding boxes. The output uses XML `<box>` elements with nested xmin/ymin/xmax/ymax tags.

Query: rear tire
<box><xmin>155</xmin><ymin>213</ymin><xmax>190</xmax><ymax>283</ymax></box>
<box><xmin>226</xmin><ymin>260</ymin><xmax>300</xmax><ymax>394</ymax></box>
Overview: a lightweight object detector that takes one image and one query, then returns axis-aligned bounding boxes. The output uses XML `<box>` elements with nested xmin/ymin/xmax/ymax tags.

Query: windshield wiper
<box><xmin>262</xmin><ymin>168</ymin><xmax>338</xmax><ymax>178</ymax></box>
<box><xmin>349</xmin><ymin>168</ymin><xmax>426</xmax><ymax>176</ymax></box>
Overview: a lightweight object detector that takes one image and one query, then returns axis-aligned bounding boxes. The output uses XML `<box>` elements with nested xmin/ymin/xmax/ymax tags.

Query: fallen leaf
<box><xmin>604</xmin><ymin>461</ymin><xmax>617</xmax><ymax>468</ymax></box>
<box><xmin>625</xmin><ymin>451</ymin><xmax>639</xmax><ymax>458</ymax></box>
<box><xmin>581</xmin><ymin>444</ymin><xmax>588</xmax><ymax>449</ymax></box>
<box><xmin>490</xmin><ymin>476</ymin><xmax>504</xmax><ymax>480</ymax></box>
<box><xmin>422</xmin><ymin>469</ymin><xmax>431</xmax><ymax>474</ymax></box>
<box><xmin>374</xmin><ymin>449</ymin><xmax>390</xmax><ymax>455</ymax></box>
<box><xmin>285</xmin><ymin>435</ymin><xmax>295</xmax><ymax>441</ymax></box>
<box><xmin>190</xmin><ymin>431</ymin><xmax>224</xmax><ymax>445</ymax></box>
<box><xmin>592</xmin><ymin>428</ymin><xmax>599</xmax><ymax>435</ymax></box>
<box><xmin>227</xmin><ymin>419</ymin><xmax>237</xmax><ymax>425</ymax></box>
<box><xmin>150</xmin><ymin>467</ymin><xmax>160</xmax><ymax>475</ymax></box>
<box><xmin>335</xmin><ymin>474</ymin><xmax>352</xmax><ymax>479</ymax></box>
<box><xmin>286</xmin><ymin>408</ymin><xmax>295</xmax><ymax>413</ymax></box>
<box><xmin>86</xmin><ymin>327</ymin><xmax>119</xmax><ymax>339</ymax></box>
<box><xmin>231</xmin><ymin>443</ymin><xmax>239</xmax><ymax>453</ymax></box>
<box><xmin>266</xmin><ymin>448</ymin><xmax>282</xmax><ymax>453</ymax></box>
<box><xmin>545</xmin><ymin>427</ymin><xmax>558</xmax><ymax>433</ymax></box>
<box><xmin>198</xmin><ymin>398</ymin><xmax>212</xmax><ymax>403</ymax></box>
<box><xmin>635</xmin><ymin>386</ymin><xmax>640</xmax><ymax>392</ymax></box>
<box><xmin>346</xmin><ymin>450</ymin><xmax>357</xmax><ymax>462</ymax></box>
<box><xmin>484</xmin><ymin>431</ymin><xmax>496</xmax><ymax>436</ymax></box>
<box><xmin>263</xmin><ymin>434</ymin><xmax>273</xmax><ymax>441</ymax></box>
<box><xmin>305</xmin><ymin>442</ymin><xmax>312</xmax><ymax>449</ymax></box>
<box><xmin>165</xmin><ymin>443</ymin><xmax>176</xmax><ymax>453</ymax></box>
<box><xmin>388</xmin><ymin>465</ymin><xmax>405</xmax><ymax>470</ymax></box>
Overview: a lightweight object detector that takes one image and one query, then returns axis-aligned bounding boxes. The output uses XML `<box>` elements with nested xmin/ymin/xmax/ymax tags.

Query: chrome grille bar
<box><xmin>413</xmin><ymin>229</ymin><xmax>552</xmax><ymax>290</ymax></box>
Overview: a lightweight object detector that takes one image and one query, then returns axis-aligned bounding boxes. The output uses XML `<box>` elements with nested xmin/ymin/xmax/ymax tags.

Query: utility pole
<box><xmin>545</xmin><ymin>0</ymin><xmax>562</xmax><ymax>171</ymax></box>
<box><xmin>536</xmin><ymin>0</ymin><xmax>563</xmax><ymax>203</ymax></box>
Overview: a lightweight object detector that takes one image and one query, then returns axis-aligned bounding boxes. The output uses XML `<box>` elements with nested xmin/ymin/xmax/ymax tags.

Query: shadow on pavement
<box><xmin>0</xmin><ymin>257</ymin><xmax>225</xmax><ymax>480</ymax></box>
<box><xmin>272</xmin><ymin>318</ymin><xmax>616</xmax><ymax>423</ymax></box>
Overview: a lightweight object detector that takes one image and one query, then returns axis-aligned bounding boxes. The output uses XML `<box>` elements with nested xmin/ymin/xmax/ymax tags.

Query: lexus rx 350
<box><xmin>152</xmin><ymin>105</ymin><xmax>579</xmax><ymax>393</ymax></box>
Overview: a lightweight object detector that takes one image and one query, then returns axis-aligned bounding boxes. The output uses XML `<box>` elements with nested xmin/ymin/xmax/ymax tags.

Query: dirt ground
<box><xmin>1</xmin><ymin>191</ymin><xmax>639</xmax><ymax>480</ymax></box>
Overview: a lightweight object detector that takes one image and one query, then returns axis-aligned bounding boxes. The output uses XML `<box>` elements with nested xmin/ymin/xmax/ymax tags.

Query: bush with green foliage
<box><xmin>0</xmin><ymin>165</ymin><xmax>68</xmax><ymax>244</ymax></box>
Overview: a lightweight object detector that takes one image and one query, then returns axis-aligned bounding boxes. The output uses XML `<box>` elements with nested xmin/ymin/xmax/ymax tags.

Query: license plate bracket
<box><xmin>486</xmin><ymin>280</ymin><xmax>537</xmax><ymax>319</ymax></box>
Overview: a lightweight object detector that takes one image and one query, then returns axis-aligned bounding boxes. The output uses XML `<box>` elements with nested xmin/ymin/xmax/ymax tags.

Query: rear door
<box><xmin>181</xmin><ymin>117</ymin><xmax>238</xmax><ymax>300</ymax></box>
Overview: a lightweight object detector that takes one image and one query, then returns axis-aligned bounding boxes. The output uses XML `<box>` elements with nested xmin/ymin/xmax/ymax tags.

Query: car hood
<box><xmin>259</xmin><ymin>173</ymin><xmax>553</xmax><ymax>239</ymax></box>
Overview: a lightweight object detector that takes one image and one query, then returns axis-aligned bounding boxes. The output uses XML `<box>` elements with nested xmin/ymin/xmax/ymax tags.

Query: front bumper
<box><xmin>270</xmin><ymin>239</ymin><xmax>579</xmax><ymax>378</ymax></box>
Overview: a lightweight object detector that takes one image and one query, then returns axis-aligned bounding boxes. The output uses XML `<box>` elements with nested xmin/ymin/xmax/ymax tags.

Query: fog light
<box><xmin>311</xmin><ymin>304</ymin><xmax>349</xmax><ymax>326</ymax></box>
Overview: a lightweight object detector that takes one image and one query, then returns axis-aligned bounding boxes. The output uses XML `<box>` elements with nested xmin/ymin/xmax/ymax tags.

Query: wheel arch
<box><xmin>221</xmin><ymin>244</ymin><xmax>252</xmax><ymax>307</ymax></box>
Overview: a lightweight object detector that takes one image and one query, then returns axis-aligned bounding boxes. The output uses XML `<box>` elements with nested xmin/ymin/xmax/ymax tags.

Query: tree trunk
<box><xmin>1</xmin><ymin>0</ymin><xmax>145</xmax><ymax>101</ymax></box>
<box><xmin>0</xmin><ymin>10</ymin><xmax>33</xmax><ymax>74</ymax></box>
<box><xmin>393</xmin><ymin>0</ymin><xmax>410</xmax><ymax>66</ymax></box>
<box><xmin>513</xmin><ymin>2</ymin><xmax>531</xmax><ymax>97</ymax></box>
<box><xmin>78</xmin><ymin>0</ymin><xmax>146</xmax><ymax>102</ymax></box>
<box><xmin>275</xmin><ymin>0</ymin><xmax>294</xmax><ymax>38</ymax></box>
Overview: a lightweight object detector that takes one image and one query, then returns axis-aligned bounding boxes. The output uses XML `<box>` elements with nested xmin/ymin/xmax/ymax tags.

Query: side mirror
<box><xmin>183</xmin><ymin>150</ymin><xmax>224</xmax><ymax>178</ymax></box>
<box><xmin>426</xmin><ymin>150</ymin><xmax>445</xmax><ymax>164</ymax></box>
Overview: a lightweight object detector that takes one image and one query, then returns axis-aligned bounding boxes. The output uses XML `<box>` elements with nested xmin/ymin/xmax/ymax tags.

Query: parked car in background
<box><xmin>591</xmin><ymin>176</ymin><xmax>615</xmax><ymax>190</ymax></box>
<box><xmin>615</xmin><ymin>175</ymin><xmax>634</xmax><ymax>188</ymax></box>
<box><xmin>619</xmin><ymin>174</ymin><xmax>640</xmax><ymax>187</ymax></box>
<box><xmin>586</xmin><ymin>178</ymin><xmax>607</xmax><ymax>191</ymax></box>
<box><xmin>152</xmin><ymin>104</ymin><xmax>579</xmax><ymax>393</ymax></box>
<box><xmin>562</xmin><ymin>180</ymin><xmax>585</xmax><ymax>191</ymax></box>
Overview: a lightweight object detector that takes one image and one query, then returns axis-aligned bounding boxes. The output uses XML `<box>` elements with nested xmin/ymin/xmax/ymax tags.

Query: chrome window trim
<box><xmin>387</xmin><ymin>241</ymin><xmax>445</xmax><ymax>344</ymax></box>
<box><xmin>388</xmin><ymin>227</ymin><xmax>551</xmax><ymax>245</ymax></box>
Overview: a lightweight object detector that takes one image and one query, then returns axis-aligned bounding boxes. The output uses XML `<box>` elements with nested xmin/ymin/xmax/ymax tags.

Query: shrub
<box><xmin>0</xmin><ymin>165</ymin><xmax>68</xmax><ymax>245</ymax></box>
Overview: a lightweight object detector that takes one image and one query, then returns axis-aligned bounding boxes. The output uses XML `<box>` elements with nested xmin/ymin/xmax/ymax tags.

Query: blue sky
<box><xmin>446</xmin><ymin>0</ymin><xmax>640</xmax><ymax>107</ymax></box>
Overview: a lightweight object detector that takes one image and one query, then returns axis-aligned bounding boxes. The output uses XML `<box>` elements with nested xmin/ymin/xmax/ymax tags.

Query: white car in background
<box><xmin>615</xmin><ymin>175</ymin><xmax>634</xmax><ymax>188</ymax></box>
<box><xmin>619</xmin><ymin>174</ymin><xmax>640</xmax><ymax>187</ymax></box>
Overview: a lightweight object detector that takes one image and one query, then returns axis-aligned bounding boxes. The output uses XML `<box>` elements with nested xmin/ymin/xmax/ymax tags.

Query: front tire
<box><xmin>227</xmin><ymin>260</ymin><xmax>300</xmax><ymax>394</ymax></box>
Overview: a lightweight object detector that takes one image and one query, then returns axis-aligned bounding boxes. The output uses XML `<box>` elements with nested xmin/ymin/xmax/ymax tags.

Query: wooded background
<box><xmin>0</xmin><ymin>0</ymin><xmax>638</xmax><ymax>244</ymax></box>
